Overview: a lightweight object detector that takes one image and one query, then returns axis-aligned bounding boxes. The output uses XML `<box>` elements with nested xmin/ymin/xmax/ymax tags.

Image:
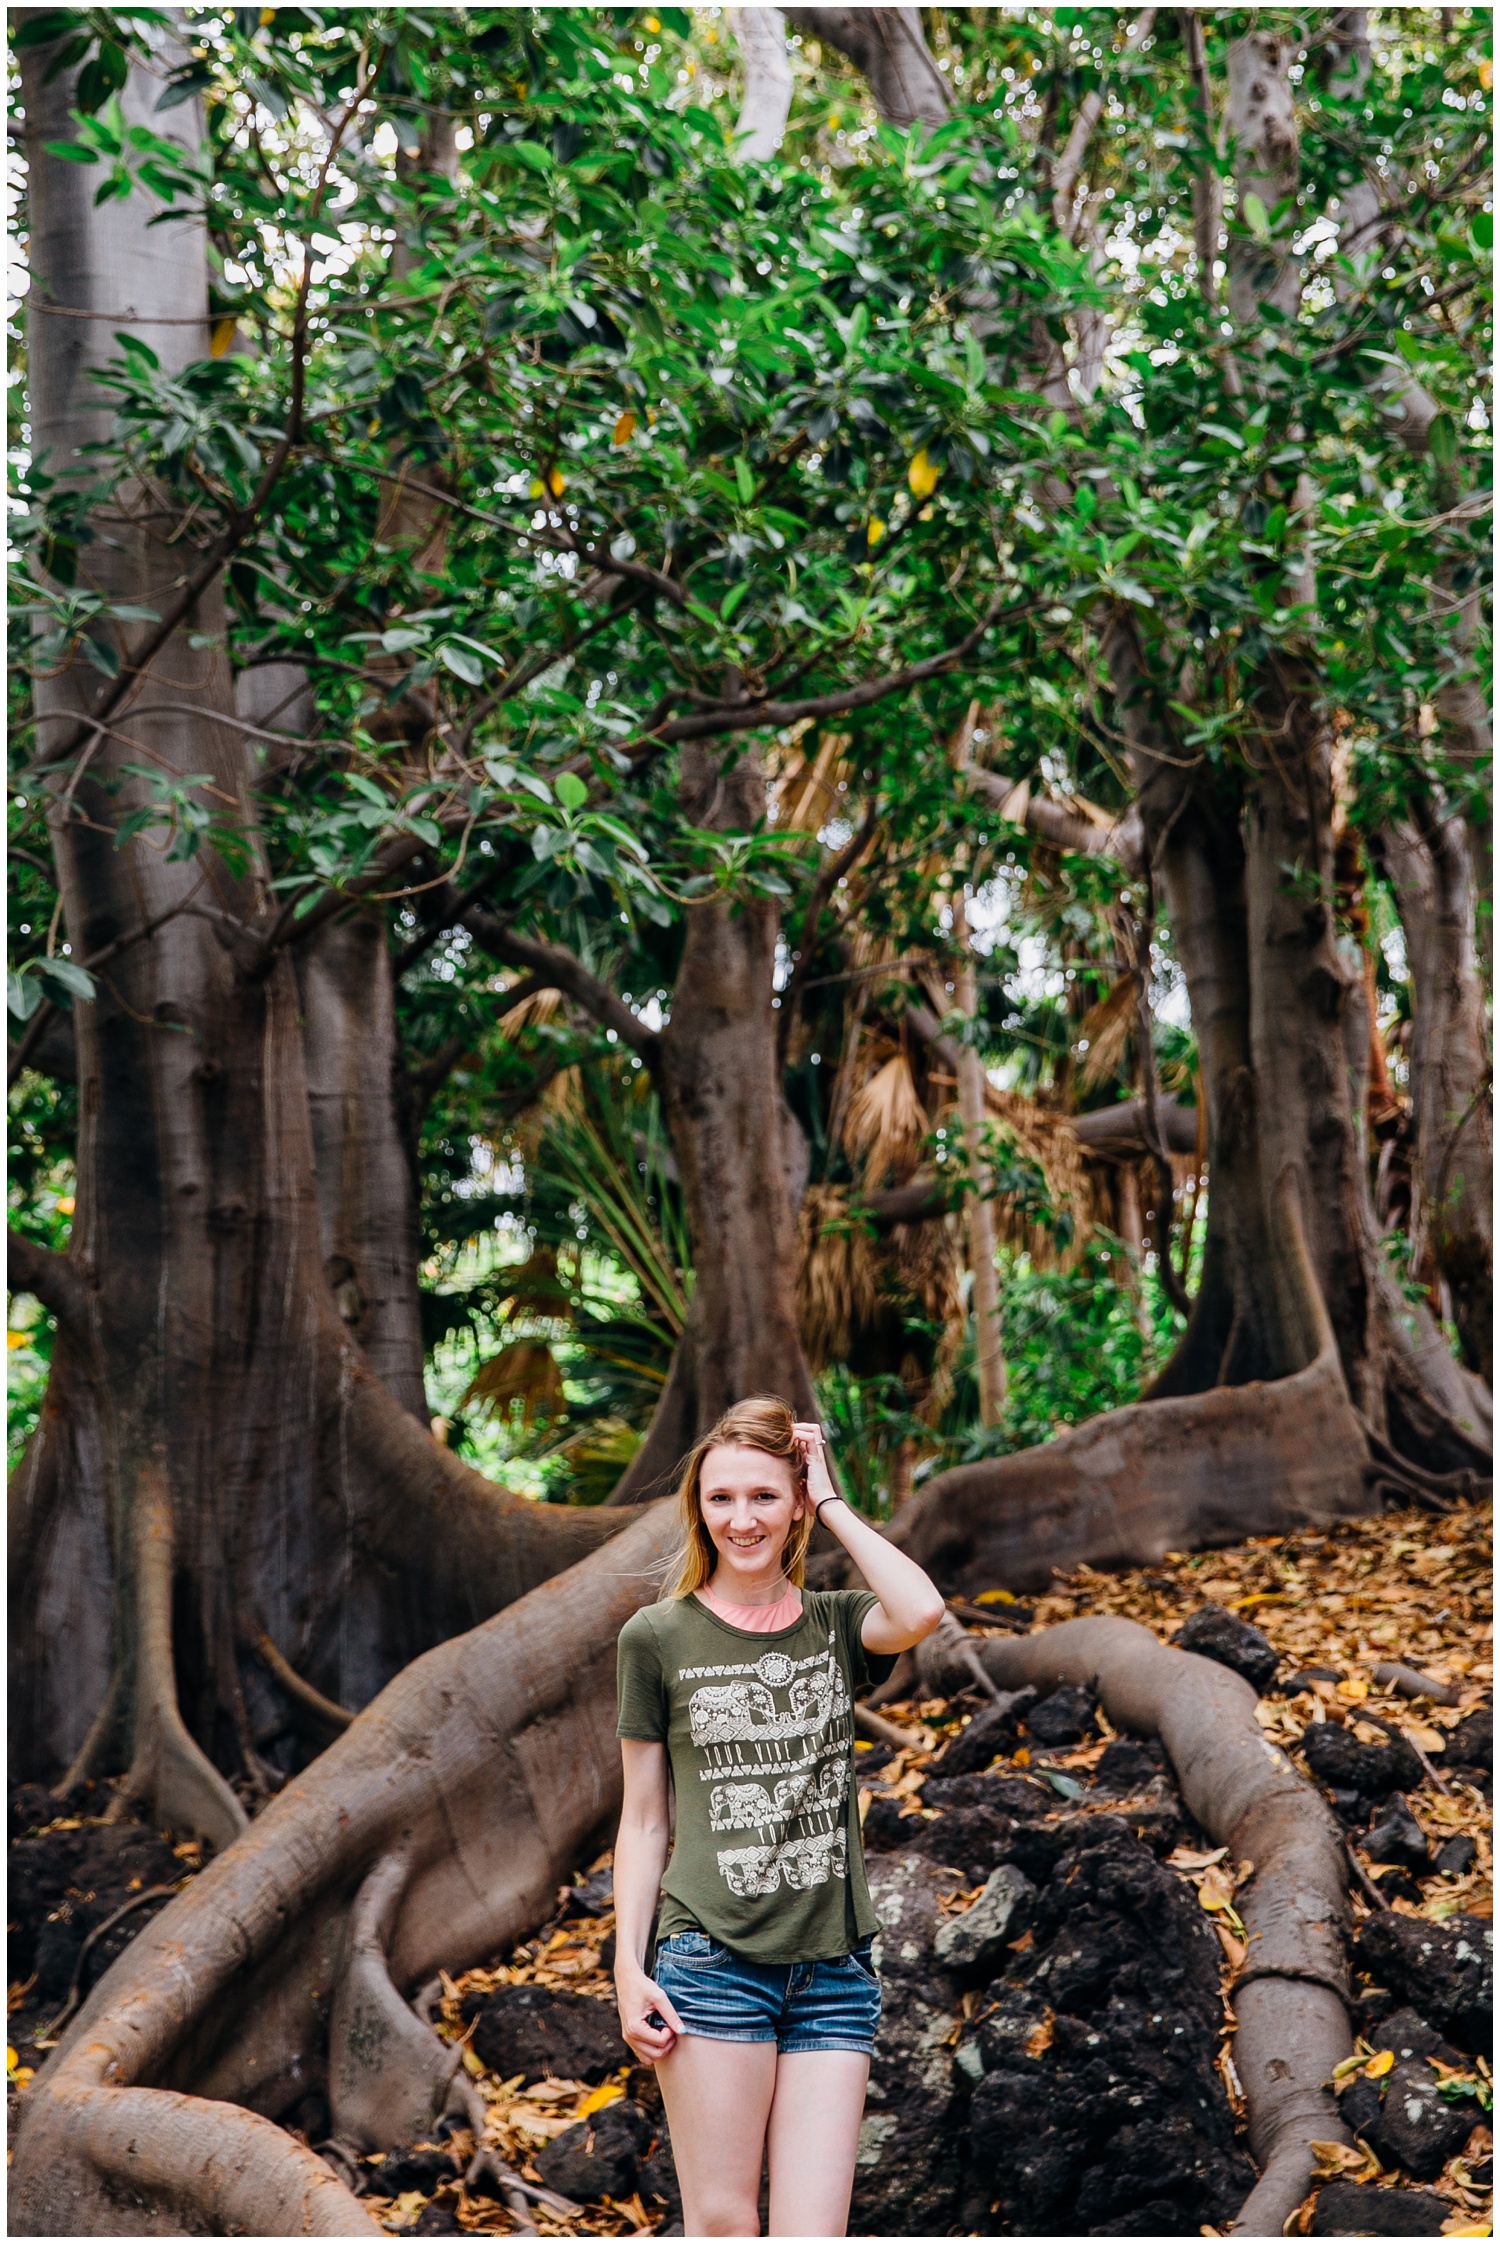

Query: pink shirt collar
<box><xmin>696</xmin><ymin>1582</ymin><xmax>804</xmax><ymax>1633</ymax></box>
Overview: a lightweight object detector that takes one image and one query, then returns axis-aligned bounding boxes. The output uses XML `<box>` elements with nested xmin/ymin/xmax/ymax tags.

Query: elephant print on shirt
<box><xmin>679</xmin><ymin>1637</ymin><xmax>855</xmax><ymax>1895</ymax></box>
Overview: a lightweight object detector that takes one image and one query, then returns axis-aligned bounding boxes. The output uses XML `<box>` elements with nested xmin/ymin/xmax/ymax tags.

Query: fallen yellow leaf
<box><xmin>974</xmin><ymin>1589</ymin><xmax>1016</xmax><ymax>1605</ymax></box>
<box><xmin>461</xmin><ymin>2046</ymin><xmax>486</xmax><ymax>2077</ymax></box>
<box><xmin>908</xmin><ymin>448</ymin><xmax>940</xmax><ymax>498</ymax></box>
<box><xmin>1013</xmin><ymin>1747</ymin><xmax>1030</xmax><ymax>1767</ymax></box>
<box><xmin>6</xmin><ymin>2047</ymin><xmax>17</xmax><ymax>2074</ymax></box>
<box><xmin>1364</xmin><ymin>2047</ymin><xmax>1395</xmax><ymax>2078</ymax></box>
<box><xmin>1336</xmin><ymin>1675</ymin><xmax>1369</xmax><ymax>1703</ymax></box>
<box><xmin>1406</xmin><ymin>1723</ymin><xmax>1446</xmax><ymax>1753</ymax></box>
<box><xmin>1441</xmin><ymin>2223</ymin><xmax>1491</xmax><ymax>2238</ymax></box>
<box><xmin>578</xmin><ymin>2081</ymin><xmax>626</xmax><ymax>2116</ymax></box>
<box><xmin>391</xmin><ymin>2191</ymin><xmax>426</xmax><ymax>2220</ymax></box>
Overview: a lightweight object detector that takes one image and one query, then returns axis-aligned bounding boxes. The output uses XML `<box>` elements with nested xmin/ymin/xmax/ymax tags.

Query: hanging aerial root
<box><xmin>12</xmin><ymin>1500</ymin><xmax>679</xmax><ymax>2237</ymax></box>
<box><xmin>113</xmin><ymin>1470</ymin><xmax>249</xmax><ymax>1855</ymax></box>
<box><xmin>970</xmin><ymin>1618</ymin><xmax>1354</xmax><ymax>2238</ymax></box>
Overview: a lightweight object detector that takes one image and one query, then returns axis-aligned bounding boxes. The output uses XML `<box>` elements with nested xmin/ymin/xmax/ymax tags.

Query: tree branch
<box><xmin>642</xmin><ymin>591</ymin><xmax>1020</xmax><ymax>755</ymax></box>
<box><xmin>8</xmin><ymin>1228</ymin><xmax>87</xmax><ymax>1332</ymax></box>
<box><xmin>459</xmin><ymin>910</ymin><xmax>659</xmax><ymax>1060</ymax></box>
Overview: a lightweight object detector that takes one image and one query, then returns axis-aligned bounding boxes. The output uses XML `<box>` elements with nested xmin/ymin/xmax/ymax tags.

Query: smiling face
<box><xmin>697</xmin><ymin>1442</ymin><xmax>805</xmax><ymax>1598</ymax></box>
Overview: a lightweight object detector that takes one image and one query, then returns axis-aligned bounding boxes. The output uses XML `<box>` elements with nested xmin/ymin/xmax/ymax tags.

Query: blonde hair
<box><xmin>665</xmin><ymin>1395</ymin><xmax>813</xmax><ymax>1600</ymax></box>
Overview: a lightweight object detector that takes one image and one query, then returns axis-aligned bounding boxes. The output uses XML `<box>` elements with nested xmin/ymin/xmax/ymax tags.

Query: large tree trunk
<box><xmin>608</xmin><ymin>742</ymin><xmax>817</xmax><ymax>1501</ymax></box>
<box><xmin>10</xmin><ymin>41</ymin><xmax>621</xmax><ymax>1830</ymax></box>
<box><xmin>1379</xmin><ymin>807</ymin><xmax>1493</xmax><ymax>1382</ymax></box>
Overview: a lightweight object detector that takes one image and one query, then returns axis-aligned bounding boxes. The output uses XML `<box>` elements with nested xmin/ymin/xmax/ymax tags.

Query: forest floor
<box><xmin>8</xmin><ymin>1497</ymin><xmax>1492</xmax><ymax>2239</ymax></box>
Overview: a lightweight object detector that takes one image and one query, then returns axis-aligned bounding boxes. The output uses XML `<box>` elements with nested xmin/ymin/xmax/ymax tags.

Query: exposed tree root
<box><xmin>889</xmin><ymin>1332</ymin><xmax>1373</xmax><ymax>1595</ymax></box>
<box><xmin>328</xmin><ymin>1847</ymin><xmax>483</xmax><ymax>2151</ymax></box>
<box><xmin>11</xmin><ymin>1501</ymin><xmax>678</xmax><ymax>2236</ymax></box>
<box><xmin>969</xmin><ymin>1617</ymin><xmax>1354</xmax><ymax>2239</ymax></box>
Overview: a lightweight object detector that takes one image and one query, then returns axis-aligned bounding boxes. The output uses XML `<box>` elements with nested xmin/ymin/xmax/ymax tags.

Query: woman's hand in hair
<box><xmin>792</xmin><ymin>1420</ymin><xmax>837</xmax><ymax>1510</ymax></box>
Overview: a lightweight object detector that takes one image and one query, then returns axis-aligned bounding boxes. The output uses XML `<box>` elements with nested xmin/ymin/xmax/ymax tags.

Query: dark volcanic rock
<box><xmin>852</xmin><ymin>1851</ymin><xmax>966</xmax><ymax>2238</ymax></box>
<box><xmin>1439</xmin><ymin>1706</ymin><xmax>1491</xmax><ymax>1774</ymax></box>
<box><xmin>536</xmin><ymin>2100</ymin><xmax>655</xmax><ymax>2201</ymax></box>
<box><xmin>1171</xmin><ymin>1603</ymin><xmax>1280</xmax><ymax>1694</ymax></box>
<box><xmin>961</xmin><ymin>1823</ymin><xmax>1253</xmax><ymax>2236</ymax></box>
<box><xmin>1337</xmin><ymin>2074</ymin><xmax>1385</xmax><ymax>2142</ymax></box>
<box><xmin>860</xmin><ymin>1794</ymin><xmax>926</xmax><ymax>1853</ymax></box>
<box><xmin>1090</xmin><ymin>1739</ymin><xmax>1169</xmax><ymax>1795</ymax></box>
<box><xmin>1366</xmin><ymin>2056</ymin><xmax>1475</xmax><ymax>2181</ymax></box>
<box><xmin>1363</xmin><ymin>1797</ymin><xmax>1433</xmax><ymax>1873</ymax></box>
<box><xmin>1371</xmin><ymin>1868</ymin><xmax>1427</xmax><ymax>1907</ymax></box>
<box><xmin>363</xmin><ymin>2147</ymin><xmax>460</xmax><ymax>2197</ymax></box>
<box><xmin>904</xmin><ymin>1804</ymin><xmax>1020</xmax><ymax>1885</ymax></box>
<box><xmin>1025</xmin><ymin>1685</ymin><xmax>1098</xmax><ymax>1748</ymax></box>
<box><xmin>468</xmin><ymin>1983</ymin><xmax>628</xmax><ymax>2084</ymax></box>
<box><xmin>1302</xmin><ymin>1722</ymin><xmax>1424</xmax><ymax>1800</ymax></box>
<box><xmin>1369</xmin><ymin>2007</ymin><xmax>1466</xmax><ymax>2069</ymax></box>
<box><xmin>1435</xmin><ymin>1834</ymin><xmax>1477</xmax><ymax>1877</ymax></box>
<box><xmin>1355</xmin><ymin>1913</ymin><xmax>1493</xmax><ymax>2056</ymax></box>
<box><xmin>923</xmin><ymin>1771</ymin><xmax>1053</xmax><ymax>1818</ymax></box>
<box><xmin>936</xmin><ymin>1698</ymin><xmax>1031</xmax><ymax>1777</ymax></box>
<box><xmin>1310</xmin><ymin>2181</ymin><xmax>1451</xmax><ymax>2235</ymax></box>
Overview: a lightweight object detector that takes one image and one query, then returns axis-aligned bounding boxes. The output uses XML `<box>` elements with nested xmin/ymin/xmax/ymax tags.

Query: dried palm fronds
<box><xmin>463</xmin><ymin>1339</ymin><xmax>566</xmax><ymax>1423</ymax></box>
<box><xmin>771</xmin><ymin>730</ymin><xmax>851</xmax><ymax>833</ymax></box>
<box><xmin>843</xmin><ymin>1054</ymin><xmax>928</xmax><ymax>1186</ymax></box>
<box><xmin>1074</xmin><ymin>974</ymin><xmax>1137</xmax><ymax>1091</ymax></box>
<box><xmin>500</xmin><ymin>984</ymin><xmax>563</xmax><ymax>1037</ymax></box>
<box><xmin>797</xmin><ymin>1185</ymin><xmax>882</xmax><ymax>1369</ymax></box>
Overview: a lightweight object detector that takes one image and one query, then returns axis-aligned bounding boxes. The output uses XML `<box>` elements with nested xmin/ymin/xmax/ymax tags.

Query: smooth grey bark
<box><xmin>788</xmin><ymin>8</ymin><xmax>950</xmax><ymax>130</ymax></box>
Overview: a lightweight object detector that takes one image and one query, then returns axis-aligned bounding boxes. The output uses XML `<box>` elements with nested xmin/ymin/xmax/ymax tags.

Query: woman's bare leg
<box><xmin>765</xmin><ymin>2050</ymin><xmax>871</xmax><ymax>2237</ymax></box>
<box><xmin>656</xmin><ymin>2034</ymin><xmax>779</xmax><ymax>2235</ymax></box>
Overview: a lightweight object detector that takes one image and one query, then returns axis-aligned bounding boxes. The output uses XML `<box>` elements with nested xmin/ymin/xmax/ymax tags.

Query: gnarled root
<box><xmin>12</xmin><ymin>1500</ymin><xmax>678</xmax><ymax>2237</ymax></box>
<box><xmin>971</xmin><ymin>1617</ymin><xmax>1353</xmax><ymax>2237</ymax></box>
<box><xmin>888</xmin><ymin>1336</ymin><xmax>1373</xmax><ymax>1595</ymax></box>
<box><xmin>329</xmin><ymin>1849</ymin><xmax>482</xmax><ymax>2151</ymax></box>
<box><xmin>9</xmin><ymin>2076</ymin><xmax>378</xmax><ymax>2236</ymax></box>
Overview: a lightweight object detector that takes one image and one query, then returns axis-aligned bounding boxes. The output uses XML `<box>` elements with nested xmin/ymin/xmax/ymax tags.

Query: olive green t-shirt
<box><xmin>615</xmin><ymin>1588</ymin><xmax>888</xmax><ymax>1965</ymax></box>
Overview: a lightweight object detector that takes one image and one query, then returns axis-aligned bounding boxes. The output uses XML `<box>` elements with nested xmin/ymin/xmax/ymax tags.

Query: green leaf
<box><xmin>1240</xmin><ymin>192</ymin><xmax>1271</xmax><ymax>241</ymax></box>
<box><xmin>438</xmin><ymin>642</ymin><xmax>485</xmax><ymax>685</ymax></box>
<box><xmin>8</xmin><ymin>971</ymin><xmax>42</xmax><ymax>1022</ymax></box>
<box><xmin>1472</xmin><ymin>211</ymin><xmax>1493</xmax><ymax>252</ymax></box>
<box><xmin>35</xmin><ymin>956</ymin><xmax>96</xmax><ymax>1005</ymax></box>
<box><xmin>734</xmin><ymin>454</ymin><xmax>755</xmax><ymax>506</ymax></box>
<box><xmin>554</xmin><ymin>770</ymin><xmax>589</xmax><ymax>811</ymax></box>
<box><xmin>42</xmin><ymin>139</ymin><xmax>101</xmax><ymax>164</ymax></box>
<box><xmin>1427</xmin><ymin>413</ymin><xmax>1459</xmax><ymax>469</ymax></box>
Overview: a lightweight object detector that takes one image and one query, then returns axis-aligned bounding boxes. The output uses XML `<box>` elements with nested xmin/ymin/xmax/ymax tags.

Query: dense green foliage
<box><xmin>9</xmin><ymin>6</ymin><xmax>1491</xmax><ymax>1496</ymax></box>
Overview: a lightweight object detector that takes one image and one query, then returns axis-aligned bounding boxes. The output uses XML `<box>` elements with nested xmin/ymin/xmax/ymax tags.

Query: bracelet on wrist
<box><xmin>815</xmin><ymin>1495</ymin><xmax>845</xmax><ymax>1524</ymax></box>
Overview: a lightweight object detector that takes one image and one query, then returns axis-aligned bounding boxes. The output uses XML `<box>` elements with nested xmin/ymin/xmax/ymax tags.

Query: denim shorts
<box><xmin>653</xmin><ymin>1927</ymin><xmax>881</xmax><ymax>2054</ymax></box>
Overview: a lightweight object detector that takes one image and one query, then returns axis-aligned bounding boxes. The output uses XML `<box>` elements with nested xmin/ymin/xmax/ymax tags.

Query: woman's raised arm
<box><xmin>793</xmin><ymin>1422</ymin><xmax>947</xmax><ymax>1655</ymax></box>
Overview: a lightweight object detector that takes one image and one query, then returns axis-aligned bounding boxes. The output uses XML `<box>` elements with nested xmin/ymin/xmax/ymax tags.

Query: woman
<box><xmin>613</xmin><ymin>1395</ymin><xmax>945</xmax><ymax>2237</ymax></box>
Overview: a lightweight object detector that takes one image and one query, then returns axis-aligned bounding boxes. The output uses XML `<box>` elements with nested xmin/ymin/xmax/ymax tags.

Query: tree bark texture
<box><xmin>788</xmin><ymin>8</ymin><xmax>951</xmax><ymax>131</ymax></box>
<box><xmin>609</xmin><ymin>742</ymin><xmax>818</xmax><ymax>1501</ymax></box>
<box><xmin>1379</xmin><ymin>810</ymin><xmax>1493</xmax><ymax>1381</ymax></box>
<box><xmin>11</xmin><ymin>43</ymin><xmax>623</xmax><ymax>1824</ymax></box>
